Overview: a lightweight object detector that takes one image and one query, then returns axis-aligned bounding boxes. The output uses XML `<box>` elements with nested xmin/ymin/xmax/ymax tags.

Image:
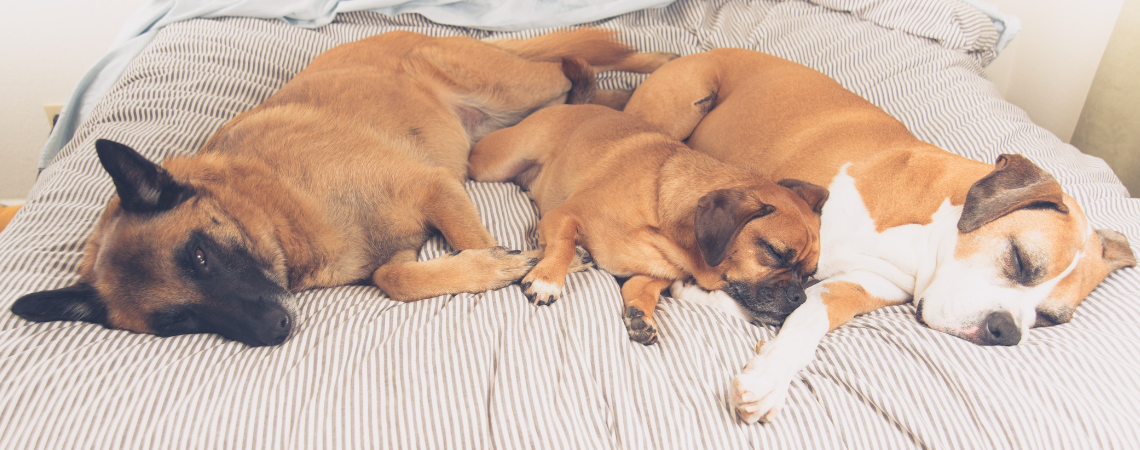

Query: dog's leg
<box><xmin>421</xmin><ymin>174</ymin><xmax>499</xmax><ymax>250</ymax></box>
<box><xmin>372</xmin><ymin>247</ymin><xmax>537</xmax><ymax>301</ymax></box>
<box><xmin>370</xmin><ymin>173</ymin><xmax>538</xmax><ymax>302</ymax></box>
<box><xmin>621</xmin><ymin>275</ymin><xmax>672</xmax><ymax>345</ymax></box>
<box><xmin>411</xmin><ymin>41</ymin><xmax>580</xmax><ymax>133</ymax></box>
<box><xmin>623</xmin><ymin>54</ymin><xmax>720</xmax><ymax>141</ymax></box>
<box><xmin>467</xmin><ymin>120</ymin><xmax>544</xmax><ymax>183</ymax></box>
<box><xmin>520</xmin><ymin>207</ymin><xmax>582</xmax><ymax>306</ymax></box>
<box><xmin>730</xmin><ymin>277</ymin><xmax>906</xmax><ymax>423</ymax></box>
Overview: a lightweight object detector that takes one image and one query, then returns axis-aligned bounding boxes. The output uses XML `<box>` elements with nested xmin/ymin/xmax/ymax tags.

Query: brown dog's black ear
<box><xmin>10</xmin><ymin>283</ymin><xmax>109</xmax><ymax>326</ymax></box>
<box><xmin>95</xmin><ymin>139</ymin><xmax>194</xmax><ymax>214</ymax></box>
<box><xmin>1097</xmin><ymin>229</ymin><xmax>1137</xmax><ymax>271</ymax></box>
<box><xmin>958</xmin><ymin>154</ymin><xmax>1069</xmax><ymax>233</ymax></box>
<box><xmin>777</xmin><ymin>179</ymin><xmax>829</xmax><ymax>215</ymax></box>
<box><xmin>696</xmin><ymin>189</ymin><xmax>775</xmax><ymax>267</ymax></box>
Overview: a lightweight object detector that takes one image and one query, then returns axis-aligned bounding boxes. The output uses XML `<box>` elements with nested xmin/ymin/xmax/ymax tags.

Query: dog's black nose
<box><xmin>978</xmin><ymin>311</ymin><xmax>1021</xmax><ymax>346</ymax></box>
<box><xmin>255</xmin><ymin>307</ymin><xmax>292</xmax><ymax>346</ymax></box>
<box><xmin>783</xmin><ymin>284</ymin><xmax>806</xmax><ymax>309</ymax></box>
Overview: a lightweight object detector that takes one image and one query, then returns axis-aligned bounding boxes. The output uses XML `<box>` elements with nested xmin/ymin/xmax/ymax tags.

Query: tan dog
<box><xmin>625</xmin><ymin>48</ymin><xmax>1137</xmax><ymax>422</ymax></box>
<box><xmin>10</xmin><ymin>29</ymin><xmax>675</xmax><ymax>347</ymax></box>
<box><xmin>468</xmin><ymin>104</ymin><xmax>828</xmax><ymax>344</ymax></box>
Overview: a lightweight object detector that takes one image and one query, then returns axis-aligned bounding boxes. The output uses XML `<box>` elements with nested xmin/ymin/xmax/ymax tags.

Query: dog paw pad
<box><xmin>623</xmin><ymin>306</ymin><xmax>659</xmax><ymax>345</ymax></box>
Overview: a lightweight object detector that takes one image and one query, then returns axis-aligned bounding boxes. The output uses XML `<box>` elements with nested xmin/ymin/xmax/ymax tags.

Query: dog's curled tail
<box><xmin>495</xmin><ymin>28</ymin><xmax>635</xmax><ymax>68</ymax></box>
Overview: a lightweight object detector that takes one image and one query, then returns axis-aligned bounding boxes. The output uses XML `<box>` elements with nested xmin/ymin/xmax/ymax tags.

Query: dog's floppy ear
<box><xmin>10</xmin><ymin>283</ymin><xmax>109</xmax><ymax>326</ymax></box>
<box><xmin>1096</xmin><ymin>228</ymin><xmax>1137</xmax><ymax>272</ymax></box>
<box><xmin>777</xmin><ymin>179</ymin><xmax>829</xmax><ymax>215</ymax></box>
<box><xmin>696</xmin><ymin>189</ymin><xmax>775</xmax><ymax>267</ymax></box>
<box><xmin>95</xmin><ymin>139</ymin><xmax>194</xmax><ymax>213</ymax></box>
<box><xmin>958</xmin><ymin>154</ymin><xmax>1069</xmax><ymax>233</ymax></box>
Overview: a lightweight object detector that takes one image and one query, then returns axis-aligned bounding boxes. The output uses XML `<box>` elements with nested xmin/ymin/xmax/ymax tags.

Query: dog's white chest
<box><xmin>817</xmin><ymin>166</ymin><xmax>961</xmax><ymax>301</ymax></box>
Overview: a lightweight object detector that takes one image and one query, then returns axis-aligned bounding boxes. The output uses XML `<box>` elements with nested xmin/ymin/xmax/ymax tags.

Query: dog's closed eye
<box><xmin>1006</xmin><ymin>239</ymin><xmax>1044</xmax><ymax>286</ymax></box>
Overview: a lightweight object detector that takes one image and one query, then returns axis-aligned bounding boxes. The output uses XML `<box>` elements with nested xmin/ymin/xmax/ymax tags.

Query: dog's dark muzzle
<box><xmin>724</xmin><ymin>279</ymin><xmax>807</xmax><ymax>326</ymax></box>
<box><xmin>207</xmin><ymin>298</ymin><xmax>293</xmax><ymax>347</ymax></box>
<box><xmin>245</xmin><ymin>301</ymin><xmax>293</xmax><ymax>347</ymax></box>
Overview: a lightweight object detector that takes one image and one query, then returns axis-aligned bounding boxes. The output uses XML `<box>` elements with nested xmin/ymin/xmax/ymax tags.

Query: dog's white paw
<box><xmin>520</xmin><ymin>277</ymin><xmax>562</xmax><ymax>306</ymax></box>
<box><xmin>730</xmin><ymin>347</ymin><xmax>796</xmax><ymax>423</ymax></box>
<box><xmin>670</xmin><ymin>280</ymin><xmax>753</xmax><ymax>323</ymax></box>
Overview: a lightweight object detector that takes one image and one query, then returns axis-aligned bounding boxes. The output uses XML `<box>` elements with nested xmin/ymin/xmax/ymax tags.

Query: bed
<box><xmin>3</xmin><ymin>0</ymin><xmax>1139</xmax><ymax>448</ymax></box>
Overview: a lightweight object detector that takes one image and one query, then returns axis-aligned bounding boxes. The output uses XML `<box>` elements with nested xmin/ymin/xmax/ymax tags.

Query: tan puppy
<box><xmin>10</xmin><ymin>29</ymin><xmax>675</xmax><ymax>347</ymax></box>
<box><xmin>625</xmin><ymin>48</ymin><xmax>1136</xmax><ymax>422</ymax></box>
<box><xmin>469</xmin><ymin>104</ymin><xmax>828</xmax><ymax>344</ymax></box>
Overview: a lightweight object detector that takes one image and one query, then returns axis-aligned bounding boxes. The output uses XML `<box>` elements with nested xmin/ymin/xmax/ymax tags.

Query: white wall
<box><xmin>1070</xmin><ymin>0</ymin><xmax>1140</xmax><ymax>196</ymax></box>
<box><xmin>982</xmin><ymin>0</ymin><xmax>1125</xmax><ymax>143</ymax></box>
<box><xmin>0</xmin><ymin>0</ymin><xmax>146</xmax><ymax>201</ymax></box>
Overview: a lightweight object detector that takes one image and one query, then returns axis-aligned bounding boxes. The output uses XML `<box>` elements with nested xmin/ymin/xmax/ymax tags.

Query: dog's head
<box><xmin>916</xmin><ymin>154</ymin><xmax>1135</xmax><ymax>345</ymax></box>
<box><xmin>694</xmin><ymin>179</ymin><xmax>828</xmax><ymax>325</ymax></box>
<box><xmin>11</xmin><ymin>140</ymin><xmax>295</xmax><ymax>347</ymax></box>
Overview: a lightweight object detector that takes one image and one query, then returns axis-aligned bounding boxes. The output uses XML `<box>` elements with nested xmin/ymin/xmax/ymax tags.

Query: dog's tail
<box><xmin>561</xmin><ymin>57</ymin><xmax>596</xmax><ymax>105</ymax></box>
<box><xmin>494</xmin><ymin>28</ymin><xmax>635</xmax><ymax>69</ymax></box>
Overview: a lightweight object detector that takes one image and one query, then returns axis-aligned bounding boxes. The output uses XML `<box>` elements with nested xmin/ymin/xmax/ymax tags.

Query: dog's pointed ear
<box><xmin>95</xmin><ymin>139</ymin><xmax>194</xmax><ymax>213</ymax></box>
<box><xmin>10</xmin><ymin>283</ymin><xmax>109</xmax><ymax>325</ymax></box>
<box><xmin>777</xmin><ymin>179</ymin><xmax>829</xmax><ymax>215</ymax></box>
<box><xmin>696</xmin><ymin>189</ymin><xmax>775</xmax><ymax>267</ymax></box>
<box><xmin>958</xmin><ymin>154</ymin><xmax>1069</xmax><ymax>233</ymax></box>
<box><xmin>1096</xmin><ymin>228</ymin><xmax>1137</xmax><ymax>272</ymax></box>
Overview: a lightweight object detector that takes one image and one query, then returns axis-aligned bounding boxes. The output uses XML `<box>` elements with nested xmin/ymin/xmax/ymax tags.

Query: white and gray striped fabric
<box><xmin>2</xmin><ymin>0</ymin><xmax>1138</xmax><ymax>448</ymax></box>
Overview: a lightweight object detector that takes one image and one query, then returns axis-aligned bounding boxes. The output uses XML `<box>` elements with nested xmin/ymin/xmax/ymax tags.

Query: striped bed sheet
<box><xmin>2</xmin><ymin>0</ymin><xmax>1138</xmax><ymax>448</ymax></box>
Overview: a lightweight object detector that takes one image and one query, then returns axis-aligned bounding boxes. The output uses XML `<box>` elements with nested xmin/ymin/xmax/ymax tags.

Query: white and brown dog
<box><xmin>624</xmin><ymin>48</ymin><xmax>1136</xmax><ymax>423</ymax></box>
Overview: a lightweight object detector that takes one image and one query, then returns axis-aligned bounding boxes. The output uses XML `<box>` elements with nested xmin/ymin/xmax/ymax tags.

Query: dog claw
<box><xmin>535</xmin><ymin>295</ymin><xmax>556</xmax><ymax>306</ymax></box>
<box><xmin>520</xmin><ymin>279</ymin><xmax>560</xmax><ymax>306</ymax></box>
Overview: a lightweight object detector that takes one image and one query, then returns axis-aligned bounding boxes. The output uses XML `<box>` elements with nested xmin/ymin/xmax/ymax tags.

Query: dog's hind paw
<box><xmin>460</xmin><ymin>246</ymin><xmax>536</xmax><ymax>290</ymax></box>
<box><xmin>568</xmin><ymin>246</ymin><xmax>594</xmax><ymax>273</ymax></box>
<box><xmin>623</xmin><ymin>306</ymin><xmax>658</xmax><ymax>345</ymax></box>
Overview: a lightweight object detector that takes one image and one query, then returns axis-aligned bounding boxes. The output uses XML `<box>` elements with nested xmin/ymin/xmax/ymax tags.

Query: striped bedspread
<box><xmin>2</xmin><ymin>0</ymin><xmax>1138</xmax><ymax>448</ymax></box>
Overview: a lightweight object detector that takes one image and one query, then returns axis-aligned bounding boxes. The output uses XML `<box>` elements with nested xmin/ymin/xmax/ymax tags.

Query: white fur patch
<box><xmin>527</xmin><ymin>279</ymin><xmax>562</xmax><ymax>300</ymax></box>
<box><xmin>669</xmin><ymin>280</ymin><xmax>754</xmax><ymax>322</ymax></box>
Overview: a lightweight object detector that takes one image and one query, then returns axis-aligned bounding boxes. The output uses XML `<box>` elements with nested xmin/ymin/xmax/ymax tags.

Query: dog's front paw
<box><xmin>520</xmin><ymin>272</ymin><xmax>563</xmax><ymax>306</ymax></box>
<box><xmin>730</xmin><ymin>347</ymin><xmax>795</xmax><ymax>423</ymax></box>
<box><xmin>623</xmin><ymin>306</ymin><xmax>658</xmax><ymax>345</ymax></box>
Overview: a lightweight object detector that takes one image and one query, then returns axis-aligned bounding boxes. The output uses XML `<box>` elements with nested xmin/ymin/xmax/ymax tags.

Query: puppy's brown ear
<box><xmin>1097</xmin><ymin>229</ymin><xmax>1137</xmax><ymax>271</ymax></box>
<box><xmin>958</xmin><ymin>154</ymin><xmax>1069</xmax><ymax>233</ymax></box>
<box><xmin>696</xmin><ymin>189</ymin><xmax>775</xmax><ymax>267</ymax></box>
<box><xmin>777</xmin><ymin>179</ymin><xmax>829</xmax><ymax>215</ymax></box>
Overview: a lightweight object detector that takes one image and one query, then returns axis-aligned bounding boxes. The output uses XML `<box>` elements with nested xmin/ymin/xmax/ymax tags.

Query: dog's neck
<box><xmin>833</xmin><ymin>144</ymin><xmax>992</xmax><ymax>233</ymax></box>
<box><xmin>655</xmin><ymin>150</ymin><xmax>761</xmax><ymax>286</ymax></box>
<box><xmin>818</xmin><ymin>163</ymin><xmax>966</xmax><ymax>297</ymax></box>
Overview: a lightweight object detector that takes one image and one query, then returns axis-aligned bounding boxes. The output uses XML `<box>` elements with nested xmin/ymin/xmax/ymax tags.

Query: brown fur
<box><xmin>11</xmin><ymin>29</ymin><xmax>677</xmax><ymax>347</ymax></box>
<box><xmin>625</xmin><ymin>48</ymin><xmax>1136</xmax><ymax>338</ymax></box>
<box><xmin>469</xmin><ymin>104</ymin><xmax>827</xmax><ymax>344</ymax></box>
